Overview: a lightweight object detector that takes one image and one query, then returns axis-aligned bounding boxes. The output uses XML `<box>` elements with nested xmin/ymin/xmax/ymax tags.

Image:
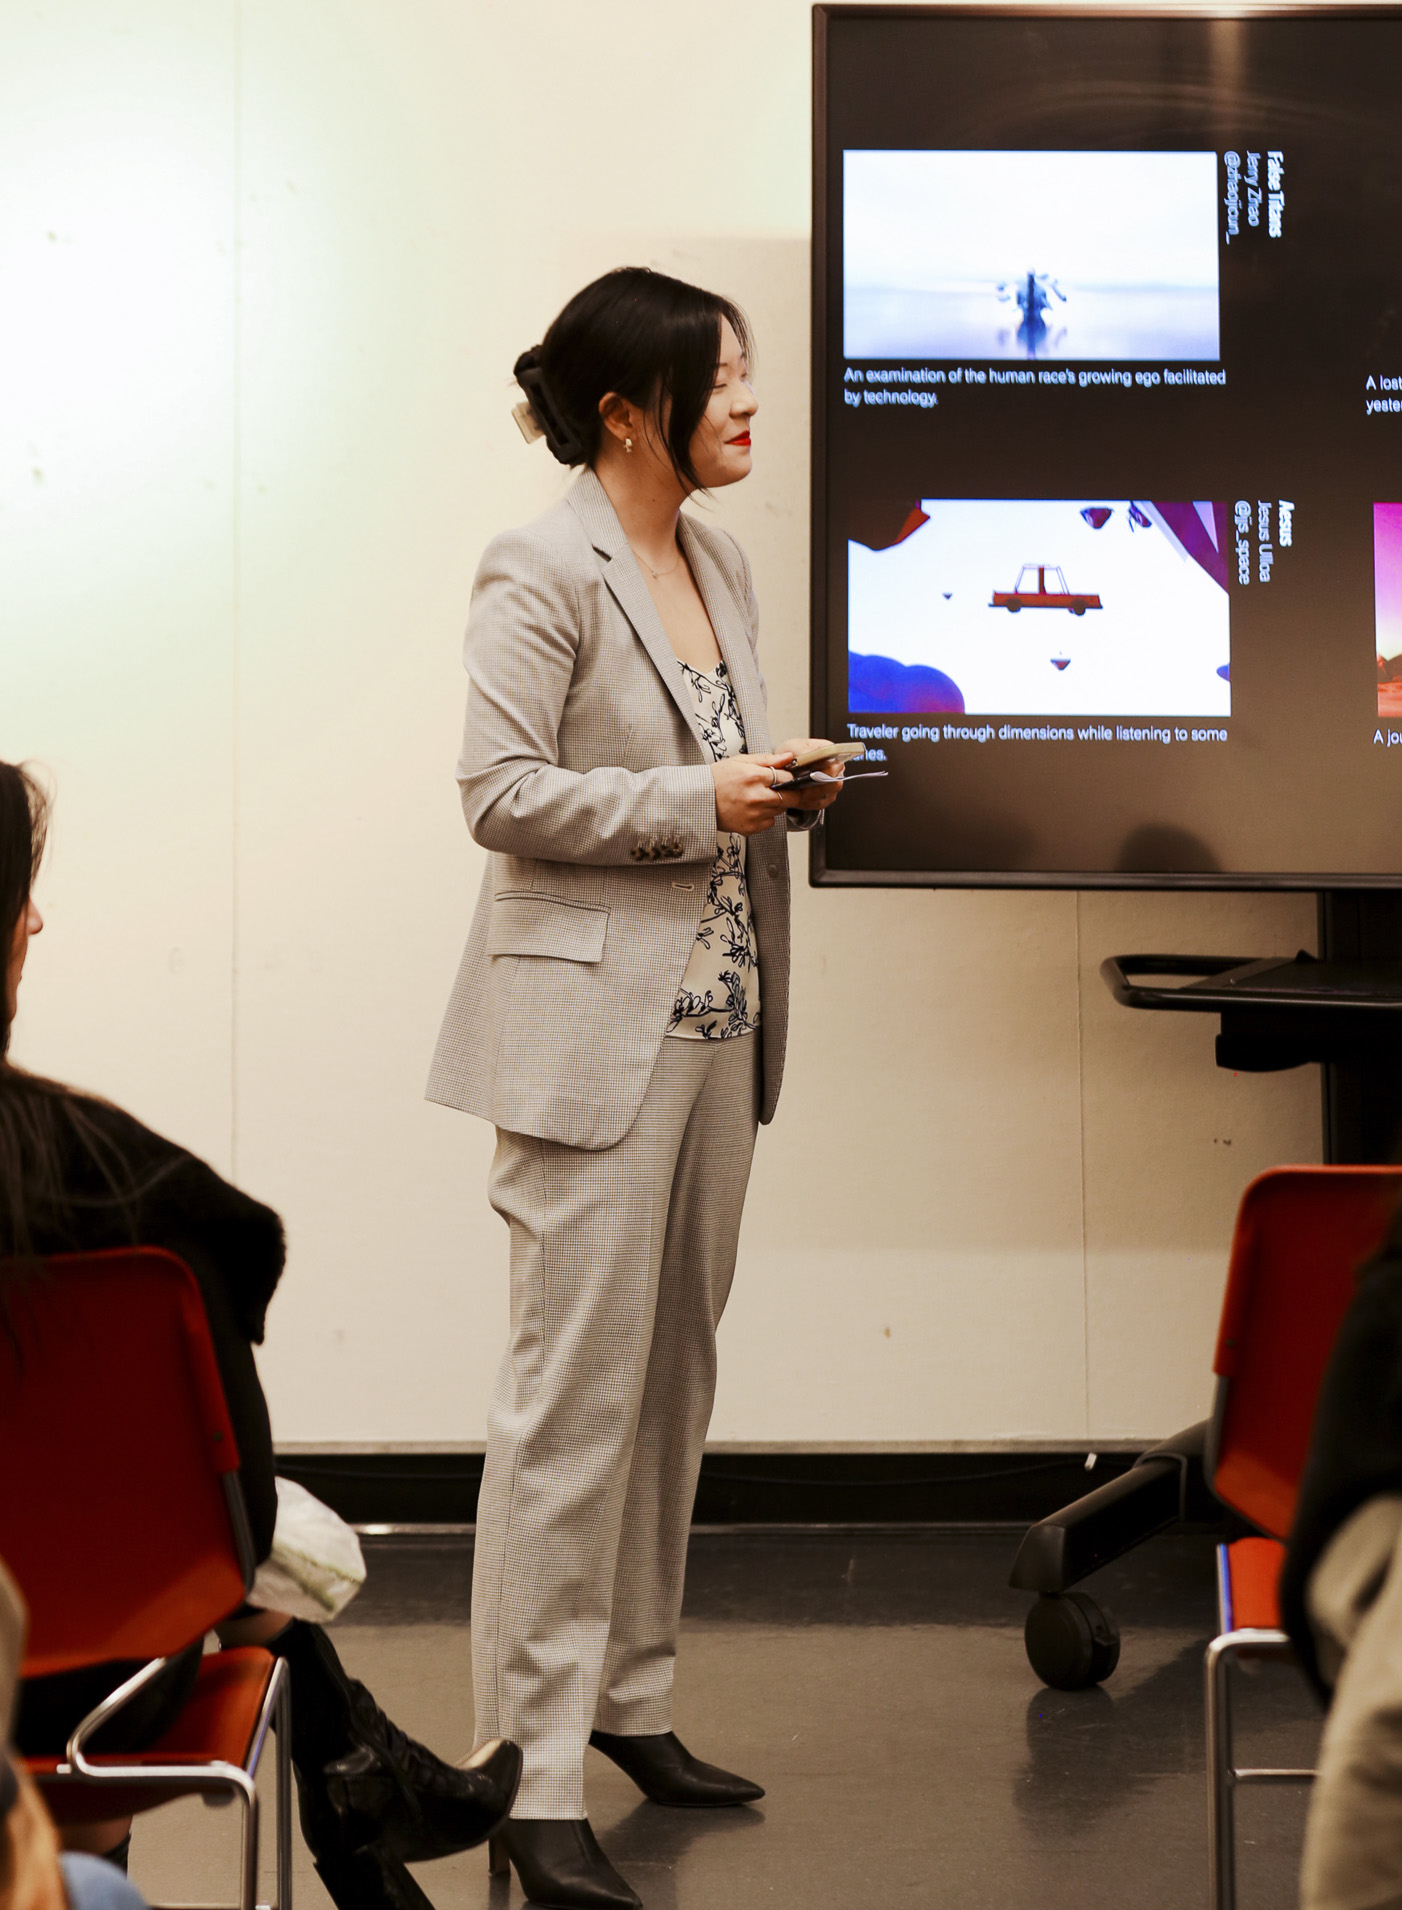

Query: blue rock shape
<box><xmin>848</xmin><ymin>652</ymin><xmax>965</xmax><ymax>714</ymax></box>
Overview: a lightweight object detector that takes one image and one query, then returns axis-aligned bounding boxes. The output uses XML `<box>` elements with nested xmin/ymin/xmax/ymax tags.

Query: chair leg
<box><xmin>274</xmin><ymin>1666</ymin><xmax>293</xmax><ymax>1910</ymax></box>
<box><xmin>239</xmin><ymin>1783</ymin><xmax>261</xmax><ymax>1910</ymax></box>
<box><xmin>1206</xmin><ymin>1636</ymin><xmax>1237</xmax><ymax>1910</ymax></box>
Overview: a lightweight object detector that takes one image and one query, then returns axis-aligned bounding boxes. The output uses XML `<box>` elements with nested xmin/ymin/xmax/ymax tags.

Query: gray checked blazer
<box><xmin>425</xmin><ymin>468</ymin><xmax>806</xmax><ymax>1151</ymax></box>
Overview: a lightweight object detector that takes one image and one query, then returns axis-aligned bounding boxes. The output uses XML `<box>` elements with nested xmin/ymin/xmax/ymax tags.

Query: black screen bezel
<box><xmin>809</xmin><ymin>1</ymin><xmax>1402</xmax><ymax>892</ymax></box>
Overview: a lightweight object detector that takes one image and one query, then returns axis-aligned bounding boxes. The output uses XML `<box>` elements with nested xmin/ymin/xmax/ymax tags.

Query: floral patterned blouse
<box><xmin>666</xmin><ymin>660</ymin><xmax>761</xmax><ymax>1041</ymax></box>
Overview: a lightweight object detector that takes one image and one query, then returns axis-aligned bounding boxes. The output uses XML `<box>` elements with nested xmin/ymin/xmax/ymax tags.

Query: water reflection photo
<box><xmin>843</xmin><ymin>149</ymin><xmax>1222</xmax><ymax>362</ymax></box>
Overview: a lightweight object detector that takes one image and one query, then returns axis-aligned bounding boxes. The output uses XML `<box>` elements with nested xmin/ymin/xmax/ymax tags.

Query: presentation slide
<box><xmin>844</xmin><ymin>150</ymin><xmax>1221</xmax><ymax>363</ymax></box>
<box><xmin>848</xmin><ymin>499</ymin><xmax>1230</xmax><ymax>719</ymax></box>
<box><xmin>814</xmin><ymin>7</ymin><xmax>1402</xmax><ymax>882</ymax></box>
<box><xmin>1377</xmin><ymin>502</ymin><xmax>1402</xmax><ymax>718</ymax></box>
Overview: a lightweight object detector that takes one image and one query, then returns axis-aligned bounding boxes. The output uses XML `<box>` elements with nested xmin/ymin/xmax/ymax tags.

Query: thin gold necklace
<box><xmin>630</xmin><ymin>540</ymin><xmax>681</xmax><ymax>579</ymax></box>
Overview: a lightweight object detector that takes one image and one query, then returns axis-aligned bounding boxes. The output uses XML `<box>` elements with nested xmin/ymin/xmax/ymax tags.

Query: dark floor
<box><xmin>128</xmin><ymin>1529</ymin><xmax>1322</xmax><ymax>1909</ymax></box>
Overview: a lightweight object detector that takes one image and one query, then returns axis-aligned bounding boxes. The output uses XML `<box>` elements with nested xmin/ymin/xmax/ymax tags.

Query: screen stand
<box><xmin>1011</xmin><ymin>890</ymin><xmax>1402</xmax><ymax>1690</ymax></box>
<box><xmin>1319</xmin><ymin>890</ymin><xmax>1402</xmax><ymax>1164</ymax></box>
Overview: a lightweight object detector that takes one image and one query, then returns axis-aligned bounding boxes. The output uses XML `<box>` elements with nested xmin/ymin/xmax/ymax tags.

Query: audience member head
<box><xmin>0</xmin><ymin>764</ymin><xmax>139</xmax><ymax>1263</ymax></box>
<box><xmin>514</xmin><ymin>266</ymin><xmax>754</xmax><ymax>493</ymax></box>
<box><xmin>0</xmin><ymin>764</ymin><xmax>47</xmax><ymax>1065</ymax></box>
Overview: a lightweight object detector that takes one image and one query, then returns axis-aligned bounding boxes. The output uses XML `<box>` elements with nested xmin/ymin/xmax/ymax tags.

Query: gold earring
<box><xmin>625</xmin><ymin>436</ymin><xmax>633</xmax><ymax>454</ymax></box>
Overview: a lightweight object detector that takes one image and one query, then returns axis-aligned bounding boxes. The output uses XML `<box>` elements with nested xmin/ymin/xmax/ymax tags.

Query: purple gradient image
<box><xmin>1375</xmin><ymin>503</ymin><xmax>1402</xmax><ymax>664</ymax></box>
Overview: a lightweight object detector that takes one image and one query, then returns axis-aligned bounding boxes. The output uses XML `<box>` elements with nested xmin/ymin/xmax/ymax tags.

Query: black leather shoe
<box><xmin>272</xmin><ymin>1619</ymin><xmax>521</xmax><ymax>1861</ymax></box>
<box><xmin>488</xmin><ymin>1818</ymin><xmax>642</xmax><ymax>1909</ymax></box>
<box><xmin>325</xmin><ymin>1722</ymin><xmax>523</xmax><ymax>1862</ymax></box>
<box><xmin>589</xmin><ymin>1729</ymin><xmax>764</xmax><ymax>1807</ymax></box>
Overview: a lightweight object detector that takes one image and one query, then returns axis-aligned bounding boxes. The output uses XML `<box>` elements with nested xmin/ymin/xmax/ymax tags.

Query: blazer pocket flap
<box><xmin>488</xmin><ymin>893</ymin><xmax>609</xmax><ymax>963</ymax></box>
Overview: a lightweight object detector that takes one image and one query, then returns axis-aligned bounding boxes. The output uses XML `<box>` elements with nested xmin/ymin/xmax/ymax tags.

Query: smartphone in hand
<box><xmin>784</xmin><ymin>740</ymin><xmax>866</xmax><ymax>787</ymax></box>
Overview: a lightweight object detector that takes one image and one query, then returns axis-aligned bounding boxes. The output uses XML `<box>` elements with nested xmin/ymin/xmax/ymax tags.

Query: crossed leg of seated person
<box><xmin>52</xmin><ymin>1606</ymin><xmax>519</xmax><ymax>1910</ymax></box>
<box><xmin>226</xmin><ymin>1611</ymin><xmax>519</xmax><ymax>1908</ymax></box>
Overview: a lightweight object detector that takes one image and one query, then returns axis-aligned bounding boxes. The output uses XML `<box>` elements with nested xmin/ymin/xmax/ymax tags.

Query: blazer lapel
<box><xmin>566</xmin><ymin>471</ymin><xmax>705</xmax><ymax>753</ymax></box>
<box><xmin>677</xmin><ymin>515</ymin><xmax>772</xmax><ymax>753</ymax></box>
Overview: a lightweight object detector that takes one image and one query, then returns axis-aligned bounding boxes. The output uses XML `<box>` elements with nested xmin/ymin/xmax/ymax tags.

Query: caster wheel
<box><xmin>1024</xmin><ymin>1592</ymin><xmax>1121</xmax><ymax>1689</ymax></box>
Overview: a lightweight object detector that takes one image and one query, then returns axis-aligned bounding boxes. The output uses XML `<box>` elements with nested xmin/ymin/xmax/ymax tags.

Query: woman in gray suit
<box><xmin>427</xmin><ymin>268</ymin><xmax>842</xmax><ymax>1910</ymax></box>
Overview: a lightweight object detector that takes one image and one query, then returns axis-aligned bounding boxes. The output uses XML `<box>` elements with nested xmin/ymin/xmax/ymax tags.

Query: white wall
<box><xmin>1</xmin><ymin>0</ymin><xmax>1320</xmax><ymax>1452</ymax></box>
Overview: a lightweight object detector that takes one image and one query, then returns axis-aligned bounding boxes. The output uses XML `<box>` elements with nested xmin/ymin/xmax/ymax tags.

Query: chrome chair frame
<box><xmin>1205</xmin><ymin>1543</ymin><xmax>1313</xmax><ymax>1910</ymax></box>
<box><xmin>50</xmin><ymin>1652</ymin><xmax>292</xmax><ymax>1910</ymax></box>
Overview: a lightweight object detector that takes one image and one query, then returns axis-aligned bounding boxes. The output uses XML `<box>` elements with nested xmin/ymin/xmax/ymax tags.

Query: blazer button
<box><xmin>767</xmin><ymin>862</ymin><xmax>779</xmax><ymax>878</ymax></box>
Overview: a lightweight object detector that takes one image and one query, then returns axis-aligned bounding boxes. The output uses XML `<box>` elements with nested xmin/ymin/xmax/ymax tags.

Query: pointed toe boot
<box><xmin>588</xmin><ymin>1729</ymin><xmax>763</xmax><ymax>1807</ymax></box>
<box><xmin>488</xmin><ymin>1817</ymin><xmax>642</xmax><ymax>1909</ymax></box>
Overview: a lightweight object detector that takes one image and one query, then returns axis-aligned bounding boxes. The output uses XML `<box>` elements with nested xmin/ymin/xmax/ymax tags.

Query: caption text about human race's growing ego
<box><xmin>840</xmin><ymin>364</ymin><xmax>1225</xmax><ymax>409</ymax></box>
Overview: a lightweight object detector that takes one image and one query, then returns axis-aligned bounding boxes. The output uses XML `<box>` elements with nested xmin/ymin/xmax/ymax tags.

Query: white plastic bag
<box><xmin>249</xmin><ymin>1477</ymin><xmax>366</xmax><ymax>1623</ymax></box>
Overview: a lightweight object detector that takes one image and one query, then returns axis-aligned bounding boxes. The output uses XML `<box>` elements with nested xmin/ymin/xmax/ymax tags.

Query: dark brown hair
<box><xmin>0</xmin><ymin>764</ymin><xmax>150</xmax><ymax>1260</ymax></box>
<box><xmin>0</xmin><ymin>763</ymin><xmax>46</xmax><ymax>1066</ymax></box>
<box><xmin>514</xmin><ymin>266</ymin><xmax>753</xmax><ymax>490</ymax></box>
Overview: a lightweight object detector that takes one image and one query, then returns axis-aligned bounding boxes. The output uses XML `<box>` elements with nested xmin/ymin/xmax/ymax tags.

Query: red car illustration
<box><xmin>991</xmin><ymin>564</ymin><xmax>1102</xmax><ymax>615</ymax></box>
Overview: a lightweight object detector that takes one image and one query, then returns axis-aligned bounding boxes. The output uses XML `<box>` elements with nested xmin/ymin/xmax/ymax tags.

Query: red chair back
<box><xmin>0</xmin><ymin>1248</ymin><xmax>252</xmax><ymax>1675</ymax></box>
<box><xmin>1210</xmin><ymin>1167</ymin><xmax>1402</xmax><ymax>1538</ymax></box>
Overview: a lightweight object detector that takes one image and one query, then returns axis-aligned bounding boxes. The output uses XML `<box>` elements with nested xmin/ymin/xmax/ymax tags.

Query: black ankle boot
<box><xmin>269</xmin><ymin>1619</ymin><xmax>521</xmax><ymax>1862</ymax></box>
<box><xmin>488</xmin><ymin>1819</ymin><xmax>641</xmax><ymax>1910</ymax></box>
<box><xmin>588</xmin><ymin>1729</ymin><xmax>764</xmax><ymax>1807</ymax></box>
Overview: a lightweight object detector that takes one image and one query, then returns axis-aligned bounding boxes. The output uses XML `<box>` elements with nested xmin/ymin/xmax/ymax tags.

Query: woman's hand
<box><xmin>775</xmin><ymin>737</ymin><xmax>844</xmax><ymax>812</ymax></box>
<box><xmin>711</xmin><ymin>753</ymin><xmax>796</xmax><ymax>834</ymax></box>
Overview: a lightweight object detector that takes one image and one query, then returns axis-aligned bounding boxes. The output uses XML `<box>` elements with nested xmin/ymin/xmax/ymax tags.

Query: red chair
<box><xmin>0</xmin><ymin>1248</ymin><xmax>292</xmax><ymax>1910</ymax></box>
<box><xmin>1205</xmin><ymin>1167</ymin><xmax>1402</xmax><ymax>1910</ymax></box>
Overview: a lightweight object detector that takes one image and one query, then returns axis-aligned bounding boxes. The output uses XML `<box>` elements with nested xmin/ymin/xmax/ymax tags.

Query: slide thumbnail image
<box><xmin>1376</xmin><ymin>503</ymin><xmax>1402</xmax><ymax>717</ymax></box>
<box><xmin>848</xmin><ymin>498</ymin><xmax>1231</xmax><ymax>720</ymax></box>
<box><xmin>844</xmin><ymin>150</ymin><xmax>1221</xmax><ymax>363</ymax></box>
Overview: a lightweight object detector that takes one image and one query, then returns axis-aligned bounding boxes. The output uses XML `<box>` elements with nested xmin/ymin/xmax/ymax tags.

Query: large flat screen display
<box><xmin>811</xmin><ymin>4</ymin><xmax>1402</xmax><ymax>887</ymax></box>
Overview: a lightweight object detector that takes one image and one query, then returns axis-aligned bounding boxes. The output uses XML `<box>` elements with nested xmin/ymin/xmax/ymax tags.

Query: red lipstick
<box><xmin>730</xmin><ymin>433</ymin><xmax>752</xmax><ymax>447</ymax></box>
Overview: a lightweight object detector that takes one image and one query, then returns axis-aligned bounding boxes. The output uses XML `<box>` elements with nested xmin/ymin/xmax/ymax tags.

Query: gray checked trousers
<box><xmin>470</xmin><ymin>1031</ymin><xmax>761</xmax><ymax>1818</ymax></box>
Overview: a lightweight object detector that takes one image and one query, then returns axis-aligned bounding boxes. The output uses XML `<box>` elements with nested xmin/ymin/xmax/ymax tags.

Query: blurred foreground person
<box><xmin>1</xmin><ymin>1558</ymin><xmax>146</xmax><ymax>1910</ymax></box>
<box><xmin>1281</xmin><ymin>1198</ymin><xmax>1402</xmax><ymax>1910</ymax></box>
<box><xmin>0</xmin><ymin>762</ymin><xmax>520</xmax><ymax>1909</ymax></box>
